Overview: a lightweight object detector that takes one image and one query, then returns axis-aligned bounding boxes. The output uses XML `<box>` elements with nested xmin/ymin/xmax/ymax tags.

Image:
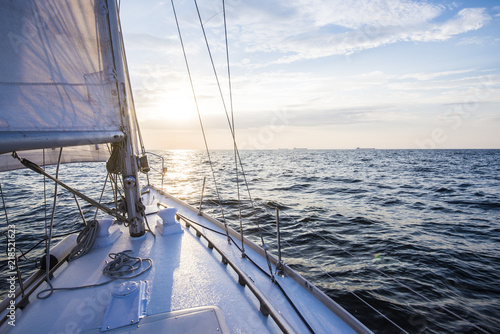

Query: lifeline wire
<box><xmin>0</xmin><ymin>230</ymin><xmax>82</xmax><ymax>270</ymax></box>
<box><xmin>176</xmin><ymin>213</ymin><xmax>315</xmax><ymax>333</ymax></box>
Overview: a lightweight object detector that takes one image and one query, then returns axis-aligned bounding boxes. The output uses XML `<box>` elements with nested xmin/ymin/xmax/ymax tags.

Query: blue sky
<box><xmin>120</xmin><ymin>0</ymin><xmax>500</xmax><ymax>149</ymax></box>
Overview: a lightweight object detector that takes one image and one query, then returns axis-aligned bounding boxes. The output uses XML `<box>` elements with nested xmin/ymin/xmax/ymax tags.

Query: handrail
<box><xmin>144</xmin><ymin>151</ymin><xmax>167</xmax><ymax>189</ymax></box>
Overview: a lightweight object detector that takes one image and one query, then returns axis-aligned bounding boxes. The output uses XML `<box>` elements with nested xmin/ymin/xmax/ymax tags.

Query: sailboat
<box><xmin>0</xmin><ymin>1</ymin><xmax>373</xmax><ymax>333</ymax></box>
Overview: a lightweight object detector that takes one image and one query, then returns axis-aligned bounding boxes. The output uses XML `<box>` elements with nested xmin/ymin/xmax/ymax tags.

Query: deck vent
<box><xmin>101</xmin><ymin>280</ymin><xmax>148</xmax><ymax>332</ymax></box>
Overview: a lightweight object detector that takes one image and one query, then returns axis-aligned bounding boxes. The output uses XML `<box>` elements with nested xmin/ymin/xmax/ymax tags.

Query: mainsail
<box><xmin>0</xmin><ymin>0</ymin><xmax>124</xmax><ymax>158</ymax></box>
<box><xmin>0</xmin><ymin>0</ymin><xmax>145</xmax><ymax>235</ymax></box>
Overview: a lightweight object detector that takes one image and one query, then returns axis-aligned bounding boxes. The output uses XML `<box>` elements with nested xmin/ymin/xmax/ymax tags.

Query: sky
<box><xmin>120</xmin><ymin>0</ymin><xmax>500</xmax><ymax>150</ymax></box>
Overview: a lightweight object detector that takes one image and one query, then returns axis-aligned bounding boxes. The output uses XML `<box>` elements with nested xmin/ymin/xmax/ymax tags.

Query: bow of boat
<box><xmin>0</xmin><ymin>185</ymin><xmax>371</xmax><ymax>334</ymax></box>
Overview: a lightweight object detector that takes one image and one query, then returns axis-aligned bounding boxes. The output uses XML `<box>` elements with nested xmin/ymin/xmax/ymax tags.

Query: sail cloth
<box><xmin>0</xmin><ymin>145</ymin><xmax>110</xmax><ymax>172</ymax></box>
<box><xmin>0</xmin><ymin>0</ymin><xmax>124</xmax><ymax>158</ymax></box>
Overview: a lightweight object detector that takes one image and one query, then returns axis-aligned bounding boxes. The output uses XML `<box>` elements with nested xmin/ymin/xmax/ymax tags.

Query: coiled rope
<box><xmin>103</xmin><ymin>250</ymin><xmax>153</xmax><ymax>279</ymax></box>
<box><xmin>37</xmin><ymin>250</ymin><xmax>152</xmax><ymax>299</ymax></box>
<box><xmin>68</xmin><ymin>220</ymin><xmax>99</xmax><ymax>261</ymax></box>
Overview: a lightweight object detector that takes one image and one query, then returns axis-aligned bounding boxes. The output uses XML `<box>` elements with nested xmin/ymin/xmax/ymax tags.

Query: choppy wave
<box><xmin>1</xmin><ymin>149</ymin><xmax>499</xmax><ymax>333</ymax></box>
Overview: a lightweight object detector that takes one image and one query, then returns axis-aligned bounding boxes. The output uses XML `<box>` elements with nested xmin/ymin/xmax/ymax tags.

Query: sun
<box><xmin>152</xmin><ymin>94</ymin><xmax>198</xmax><ymax>125</ymax></box>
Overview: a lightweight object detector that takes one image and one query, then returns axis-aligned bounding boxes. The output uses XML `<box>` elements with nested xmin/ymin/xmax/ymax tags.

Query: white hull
<box><xmin>1</xmin><ymin>185</ymin><xmax>371</xmax><ymax>333</ymax></box>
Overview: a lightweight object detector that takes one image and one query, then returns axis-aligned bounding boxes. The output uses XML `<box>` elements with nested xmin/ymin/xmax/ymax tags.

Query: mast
<box><xmin>107</xmin><ymin>0</ymin><xmax>145</xmax><ymax>237</ymax></box>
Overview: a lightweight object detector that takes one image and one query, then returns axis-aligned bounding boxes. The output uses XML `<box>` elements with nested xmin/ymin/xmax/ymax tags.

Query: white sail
<box><xmin>0</xmin><ymin>144</ymin><xmax>110</xmax><ymax>172</ymax></box>
<box><xmin>0</xmin><ymin>0</ymin><xmax>123</xmax><ymax>156</ymax></box>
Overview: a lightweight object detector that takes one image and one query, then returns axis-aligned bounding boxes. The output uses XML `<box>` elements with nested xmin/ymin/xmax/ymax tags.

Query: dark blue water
<box><xmin>1</xmin><ymin>149</ymin><xmax>499</xmax><ymax>333</ymax></box>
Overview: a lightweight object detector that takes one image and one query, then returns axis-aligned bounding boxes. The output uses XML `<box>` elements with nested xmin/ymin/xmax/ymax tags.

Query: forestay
<box><xmin>0</xmin><ymin>0</ymin><xmax>123</xmax><ymax>160</ymax></box>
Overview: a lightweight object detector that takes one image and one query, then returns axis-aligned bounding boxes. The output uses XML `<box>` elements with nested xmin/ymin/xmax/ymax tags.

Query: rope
<box><xmin>102</xmin><ymin>250</ymin><xmax>153</xmax><ymax>279</ymax></box>
<box><xmin>68</xmin><ymin>220</ymin><xmax>99</xmax><ymax>261</ymax></box>
<box><xmin>37</xmin><ymin>250</ymin><xmax>152</xmax><ymax>299</ymax></box>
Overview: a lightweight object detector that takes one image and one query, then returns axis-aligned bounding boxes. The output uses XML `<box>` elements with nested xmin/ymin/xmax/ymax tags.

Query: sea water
<box><xmin>1</xmin><ymin>149</ymin><xmax>499</xmax><ymax>333</ymax></box>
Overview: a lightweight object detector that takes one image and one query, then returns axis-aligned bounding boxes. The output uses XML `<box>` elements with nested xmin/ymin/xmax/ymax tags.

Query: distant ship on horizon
<box><xmin>356</xmin><ymin>147</ymin><xmax>375</xmax><ymax>150</ymax></box>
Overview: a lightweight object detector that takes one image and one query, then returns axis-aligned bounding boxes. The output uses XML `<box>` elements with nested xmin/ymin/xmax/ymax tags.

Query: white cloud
<box><xmin>400</xmin><ymin>69</ymin><xmax>476</xmax><ymax>81</ymax></box>
<box><xmin>414</xmin><ymin>8</ymin><xmax>491</xmax><ymax>41</ymax></box>
<box><xmin>226</xmin><ymin>2</ymin><xmax>490</xmax><ymax>63</ymax></box>
<box><xmin>296</xmin><ymin>0</ymin><xmax>443</xmax><ymax>29</ymax></box>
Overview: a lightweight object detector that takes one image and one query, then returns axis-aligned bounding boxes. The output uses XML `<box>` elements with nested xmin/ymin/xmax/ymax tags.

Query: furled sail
<box><xmin>0</xmin><ymin>0</ymin><xmax>124</xmax><ymax>162</ymax></box>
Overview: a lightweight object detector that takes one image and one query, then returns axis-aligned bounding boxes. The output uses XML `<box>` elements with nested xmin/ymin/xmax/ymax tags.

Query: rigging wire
<box><xmin>12</xmin><ymin>152</ymin><xmax>126</xmax><ymax>222</ymax></box>
<box><xmin>43</xmin><ymin>149</ymin><xmax>48</xmax><ymax>251</ymax></box>
<box><xmin>202</xmin><ymin>10</ymin><xmax>223</xmax><ymax>26</ymax></box>
<box><xmin>191</xmin><ymin>0</ymin><xmax>264</xmax><ymax>250</ymax></box>
<box><xmin>93</xmin><ymin>173</ymin><xmax>110</xmax><ymax>221</ymax></box>
<box><xmin>73</xmin><ymin>194</ymin><xmax>88</xmax><ymax>226</ymax></box>
<box><xmin>170</xmin><ymin>0</ymin><xmax>231</xmax><ymax>244</ymax></box>
<box><xmin>42</xmin><ymin>147</ymin><xmax>63</xmax><ymax>299</ymax></box>
<box><xmin>221</xmin><ymin>0</ymin><xmax>244</xmax><ymax>254</ymax></box>
<box><xmin>193</xmin><ymin>0</ymin><xmax>276</xmax><ymax>278</ymax></box>
<box><xmin>0</xmin><ymin>183</ymin><xmax>8</xmax><ymax>227</ymax></box>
